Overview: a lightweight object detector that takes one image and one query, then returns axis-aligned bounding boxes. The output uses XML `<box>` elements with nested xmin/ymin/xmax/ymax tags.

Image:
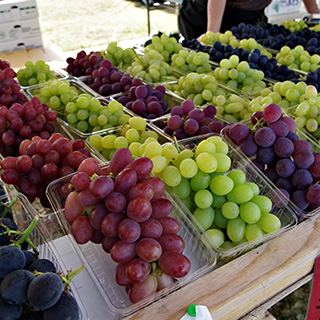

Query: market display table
<box><xmin>1</xmin><ymin>43</ymin><xmax>319</xmax><ymax>320</ymax></box>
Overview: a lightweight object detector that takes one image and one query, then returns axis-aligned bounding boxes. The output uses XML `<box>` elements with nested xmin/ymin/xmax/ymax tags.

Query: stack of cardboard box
<box><xmin>0</xmin><ymin>0</ymin><xmax>42</xmax><ymax>53</ymax></box>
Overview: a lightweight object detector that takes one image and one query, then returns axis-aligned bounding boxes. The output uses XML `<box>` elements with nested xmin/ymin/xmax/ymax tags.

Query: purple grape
<box><xmin>181</xmin><ymin>100</ymin><xmax>194</xmax><ymax>114</ymax></box>
<box><xmin>273</xmin><ymin>137</ymin><xmax>294</xmax><ymax>158</ymax></box>
<box><xmin>183</xmin><ymin>119</ymin><xmax>199</xmax><ymax>135</ymax></box>
<box><xmin>256</xmin><ymin>146</ymin><xmax>276</xmax><ymax>165</ymax></box>
<box><xmin>151</xmin><ymin>90</ymin><xmax>163</xmax><ymax>100</ymax></box>
<box><xmin>293</xmin><ymin>150</ymin><xmax>314</xmax><ymax>169</ymax></box>
<box><xmin>254</xmin><ymin>127</ymin><xmax>276</xmax><ymax>147</ymax></box>
<box><xmin>171</xmin><ymin>106</ymin><xmax>184</xmax><ymax>117</ymax></box>
<box><xmin>186</xmin><ymin>109</ymin><xmax>205</xmax><ymax>123</ymax></box>
<box><xmin>167</xmin><ymin>115</ymin><xmax>183</xmax><ymax>131</ymax></box>
<box><xmin>276</xmin><ymin>177</ymin><xmax>294</xmax><ymax>193</ymax></box>
<box><xmin>291</xmin><ymin>169</ymin><xmax>313</xmax><ymax>190</ymax></box>
<box><xmin>268</xmin><ymin>121</ymin><xmax>289</xmax><ymax>138</ymax></box>
<box><xmin>135</xmin><ymin>85</ymin><xmax>148</xmax><ymax>99</ymax></box>
<box><xmin>292</xmin><ymin>190</ymin><xmax>309</xmax><ymax>210</ymax></box>
<box><xmin>132</xmin><ymin>100</ymin><xmax>146</xmax><ymax>114</ymax></box>
<box><xmin>208</xmin><ymin>121</ymin><xmax>225</xmax><ymax>133</ymax></box>
<box><xmin>229</xmin><ymin>123</ymin><xmax>250</xmax><ymax>141</ymax></box>
<box><xmin>147</xmin><ymin>101</ymin><xmax>164</xmax><ymax>116</ymax></box>
<box><xmin>306</xmin><ymin>184</ymin><xmax>320</xmax><ymax>207</ymax></box>
<box><xmin>275</xmin><ymin>158</ymin><xmax>296</xmax><ymax>178</ymax></box>
<box><xmin>239</xmin><ymin>135</ymin><xmax>258</xmax><ymax>157</ymax></box>
<box><xmin>173</xmin><ymin>128</ymin><xmax>187</xmax><ymax>140</ymax></box>
<box><xmin>203</xmin><ymin>104</ymin><xmax>217</xmax><ymax>118</ymax></box>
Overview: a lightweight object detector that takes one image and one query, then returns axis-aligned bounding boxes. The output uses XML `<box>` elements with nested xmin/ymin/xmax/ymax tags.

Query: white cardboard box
<box><xmin>266</xmin><ymin>0</ymin><xmax>302</xmax><ymax>17</ymax></box>
<box><xmin>0</xmin><ymin>34</ymin><xmax>43</xmax><ymax>53</ymax></box>
<box><xmin>0</xmin><ymin>17</ymin><xmax>41</xmax><ymax>42</ymax></box>
<box><xmin>0</xmin><ymin>0</ymin><xmax>38</xmax><ymax>23</ymax></box>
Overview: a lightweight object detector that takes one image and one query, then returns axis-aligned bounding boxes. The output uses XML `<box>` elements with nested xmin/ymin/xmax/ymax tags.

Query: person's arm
<box><xmin>206</xmin><ymin>0</ymin><xmax>227</xmax><ymax>33</ymax></box>
<box><xmin>302</xmin><ymin>0</ymin><xmax>320</xmax><ymax>13</ymax></box>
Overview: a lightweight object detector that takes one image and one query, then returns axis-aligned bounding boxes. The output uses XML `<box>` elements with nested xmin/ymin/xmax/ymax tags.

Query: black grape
<box><xmin>0</xmin><ymin>269</ymin><xmax>34</xmax><ymax>305</ymax></box>
<box><xmin>27</xmin><ymin>272</ymin><xmax>64</xmax><ymax>310</ymax></box>
<box><xmin>0</xmin><ymin>217</ymin><xmax>18</xmax><ymax>246</ymax></box>
<box><xmin>23</xmin><ymin>251</ymin><xmax>36</xmax><ymax>269</ymax></box>
<box><xmin>0</xmin><ymin>297</ymin><xmax>22</xmax><ymax>320</ymax></box>
<box><xmin>43</xmin><ymin>293</ymin><xmax>80</xmax><ymax>320</ymax></box>
<box><xmin>0</xmin><ymin>246</ymin><xmax>26</xmax><ymax>278</ymax></box>
<box><xmin>28</xmin><ymin>259</ymin><xmax>56</xmax><ymax>273</ymax></box>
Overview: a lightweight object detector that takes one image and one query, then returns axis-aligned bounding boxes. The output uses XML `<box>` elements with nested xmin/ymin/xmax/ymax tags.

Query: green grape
<box><xmin>227</xmin><ymin>170</ymin><xmax>246</xmax><ymax>186</ymax></box>
<box><xmin>194</xmin><ymin>189</ymin><xmax>213</xmax><ymax>209</ymax></box>
<box><xmin>212</xmin><ymin>194</ymin><xmax>227</xmax><ymax>208</ymax></box>
<box><xmin>208</xmin><ymin>138</ymin><xmax>229</xmax><ymax>154</ymax></box>
<box><xmin>220</xmin><ymin>241</ymin><xmax>234</xmax><ymax>249</ymax></box>
<box><xmin>257</xmin><ymin>213</ymin><xmax>281</xmax><ymax>233</ymax></box>
<box><xmin>227</xmin><ymin>183</ymin><xmax>254</xmax><ymax>204</ymax></box>
<box><xmin>76</xmin><ymin>120</ymin><xmax>89</xmax><ymax>133</ymax></box>
<box><xmin>129</xmin><ymin>142</ymin><xmax>142</xmax><ymax>157</ymax></box>
<box><xmin>145</xmin><ymin>141</ymin><xmax>162</xmax><ymax>158</ymax></box>
<box><xmin>162</xmin><ymin>144</ymin><xmax>179</xmax><ymax>162</ymax></box>
<box><xmin>246</xmin><ymin>182</ymin><xmax>260</xmax><ymax>196</ymax></box>
<box><xmin>239</xmin><ymin>202</ymin><xmax>261</xmax><ymax>224</ymax></box>
<box><xmin>213</xmin><ymin>153</ymin><xmax>231</xmax><ymax>173</ymax></box>
<box><xmin>129</xmin><ymin>116</ymin><xmax>146</xmax><ymax>131</ymax></box>
<box><xmin>227</xmin><ymin>217</ymin><xmax>246</xmax><ymax>242</ymax></box>
<box><xmin>173</xmin><ymin>177</ymin><xmax>191</xmax><ymax>199</ymax></box>
<box><xmin>179</xmin><ymin>158</ymin><xmax>198</xmax><ymax>179</ymax></box>
<box><xmin>89</xmin><ymin>135</ymin><xmax>103</xmax><ymax>152</ymax></box>
<box><xmin>101</xmin><ymin>135</ymin><xmax>117</xmax><ymax>149</ymax></box>
<box><xmin>114</xmin><ymin>136</ymin><xmax>129</xmax><ymax>149</ymax></box>
<box><xmin>204</xmin><ymin>228</ymin><xmax>224</xmax><ymax>247</ymax></box>
<box><xmin>151</xmin><ymin>155</ymin><xmax>168</xmax><ymax>173</ymax></box>
<box><xmin>161</xmin><ymin>166</ymin><xmax>182</xmax><ymax>187</ymax></box>
<box><xmin>196</xmin><ymin>152</ymin><xmax>218</xmax><ymax>173</ymax></box>
<box><xmin>214</xmin><ymin>208</ymin><xmax>228</xmax><ymax>229</ymax></box>
<box><xmin>194</xmin><ymin>207</ymin><xmax>215</xmax><ymax>230</ymax></box>
<box><xmin>250</xmin><ymin>195</ymin><xmax>272</xmax><ymax>214</ymax></box>
<box><xmin>245</xmin><ymin>224</ymin><xmax>264</xmax><ymax>241</ymax></box>
<box><xmin>195</xmin><ymin>140</ymin><xmax>216</xmax><ymax>156</ymax></box>
<box><xmin>221</xmin><ymin>201</ymin><xmax>239</xmax><ymax>219</ymax></box>
<box><xmin>77</xmin><ymin>109</ymin><xmax>89</xmax><ymax>121</ymax></box>
<box><xmin>66</xmin><ymin>113</ymin><xmax>78</xmax><ymax>124</ymax></box>
<box><xmin>49</xmin><ymin>96</ymin><xmax>61</xmax><ymax>109</ymax></box>
<box><xmin>190</xmin><ymin>170</ymin><xmax>211</xmax><ymax>191</ymax></box>
<box><xmin>181</xmin><ymin>195</ymin><xmax>193</xmax><ymax>211</ymax></box>
<box><xmin>89</xmin><ymin>115</ymin><xmax>98</xmax><ymax>127</ymax></box>
<box><xmin>140</xmin><ymin>131</ymin><xmax>158</xmax><ymax>143</ymax></box>
<box><xmin>210</xmin><ymin>175</ymin><xmax>234</xmax><ymax>196</ymax></box>
<box><xmin>125</xmin><ymin>128</ymin><xmax>140</xmax><ymax>143</ymax></box>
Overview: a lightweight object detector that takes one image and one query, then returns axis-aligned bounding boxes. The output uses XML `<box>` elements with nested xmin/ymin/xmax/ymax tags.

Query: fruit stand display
<box><xmin>2</xmin><ymin>18</ymin><xmax>320</xmax><ymax>319</ymax></box>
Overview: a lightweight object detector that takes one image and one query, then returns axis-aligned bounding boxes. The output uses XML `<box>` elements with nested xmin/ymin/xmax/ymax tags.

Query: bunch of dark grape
<box><xmin>82</xmin><ymin>62</ymin><xmax>136</xmax><ymax>97</ymax></box>
<box><xmin>116</xmin><ymin>83</ymin><xmax>169</xmax><ymax>119</ymax></box>
<box><xmin>0</xmin><ymin>133</ymin><xmax>95</xmax><ymax>206</ymax></box>
<box><xmin>157</xmin><ymin>99</ymin><xmax>223</xmax><ymax>140</ymax></box>
<box><xmin>0</xmin><ymin>207</ymin><xmax>82</xmax><ymax>319</ymax></box>
<box><xmin>0</xmin><ymin>96</ymin><xmax>57</xmax><ymax>157</ymax></box>
<box><xmin>65</xmin><ymin>50</ymin><xmax>106</xmax><ymax>77</ymax></box>
<box><xmin>223</xmin><ymin>103</ymin><xmax>320</xmax><ymax>215</ymax></box>
<box><xmin>0</xmin><ymin>59</ymin><xmax>28</xmax><ymax>108</ymax></box>
<box><xmin>61</xmin><ymin>149</ymin><xmax>191</xmax><ymax>303</ymax></box>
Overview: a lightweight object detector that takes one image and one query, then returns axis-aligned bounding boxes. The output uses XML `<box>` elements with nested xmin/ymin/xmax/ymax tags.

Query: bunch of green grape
<box><xmin>30</xmin><ymin>79</ymin><xmax>81</xmax><ymax>114</ymax></box>
<box><xmin>16</xmin><ymin>60</ymin><xmax>58</xmax><ymax>87</ymax></box>
<box><xmin>291</xmin><ymin>84</ymin><xmax>320</xmax><ymax>140</ymax></box>
<box><xmin>171</xmin><ymin>73</ymin><xmax>223</xmax><ymax>105</ymax></box>
<box><xmin>275</xmin><ymin>45</ymin><xmax>320</xmax><ymax>72</ymax></box>
<box><xmin>144</xmin><ymin>33</ymin><xmax>182</xmax><ymax>62</ymax></box>
<box><xmin>310</xmin><ymin>24</ymin><xmax>320</xmax><ymax>31</ymax></box>
<box><xmin>199</xmin><ymin>30</ymin><xmax>239</xmax><ymax>47</ymax></box>
<box><xmin>162</xmin><ymin>137</ymin><xmax>280</xmax><ymax>249</ymax></box>
<box><xmin>170</xmin><ymin>49</ymin><xmax>212</xmax><ymax>74</ymax></box>
<box><xmin>88</xmin><ymin>116</ymin><xmax>159</xmax><ymax>160</ymax></box>
<box><xmin>101</xmin><ymin>42</ymin><xmax>135</xmax><ymax>68</ymax></box>
<box><xmin>212</xmin><ymin>55</ymin><xmax>267</xmax><ymax>96</ymax></box>
<box><xmin>65</xmin><ymin>98</ymin><xmax>130</xmax><ymax>134</ymax></box>
<box><xmin>212</xmin><ymin>93</ymin><xmax>250</xmax><ymax>122</ymax></box>
<box><xmin>248</xmin><ymin>80</ymin><xmax>307</xmax><ymax>115</ymax></box>
<box><xmin>281</xmin><ymin>19</ymin><xmax>307</xmax><ymax>32</ymax></box>
<box><xmin>126</xmin><ymin>49</ymin><xmax>177</xmax><ymax>83</ymax></box>
<box><xmin>238</xmin><ymin>39</ymin><xmax>273</xmax><ymax>58</ymax></box>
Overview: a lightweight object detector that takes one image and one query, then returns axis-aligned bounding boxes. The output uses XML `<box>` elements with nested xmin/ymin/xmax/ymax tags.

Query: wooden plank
<box><xmin>123</xmin><ymin>214</ymin><xmax>320</xmax><ymax>320</ymax></box>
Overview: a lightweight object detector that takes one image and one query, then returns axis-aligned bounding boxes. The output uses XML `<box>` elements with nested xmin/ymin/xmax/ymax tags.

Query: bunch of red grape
<box><xmin>116</xmin><ymin>83</ymin><xmax>169</xmax><ymax>119</ymax></box>
<box><xmin>0</xmin><ymin>96</ymin><xmax>57</xmax><ymax>157</ymax></box>
<box><xmin>66</xmin><ymin>50</ymin><xmax>106</xmax><ymax>77</ymax></box>
<box><xmin>63</xmin><ymin>149</ymin><xmax>191</xmax><ymax>303</ymax></box>
<box><xmin>0</xmin><ymin>59</ymin><xmax>28</xmax><ymax>108</ymax></box>
<box><xmin>159</xmin><ymin>100</ymin><xmax>223</xmax><ymax>140</ymax></box>
<box><xmin>0</xmin><ymin>133</ymin><xmax>94</xmax><ymax>206</ymax></box>
<box><xmin>224</xmin><ymin>103</ymin><xmax>320</xmax><ymax>215</ymax></box>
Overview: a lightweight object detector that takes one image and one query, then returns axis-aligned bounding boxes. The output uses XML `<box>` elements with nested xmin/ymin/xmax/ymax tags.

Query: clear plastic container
<box><xmin>45</xmin><ymin>166</ymin><xmax>217</xmax><ymax>318</ymax></box>
<box><xmin>174</xmin><ymin>133</ymin><xmax>298</xmax><ymax>260</ymax></box>
<box><xmin>0</xmin><ymin>191</ymin><xmax>87</xmax><ymax>319</ymax></box>
<box><xmin>222</xmin><ymin>120</ymin><xmax>320</xmax><ymax>220</ymax></box>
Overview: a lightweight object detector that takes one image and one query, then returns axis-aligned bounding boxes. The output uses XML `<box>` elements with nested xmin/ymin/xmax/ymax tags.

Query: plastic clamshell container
<box><xmin>109</xmin><ymin>89</ymin><xmax>184</xmax><ymax>121</ymax></box>
<box><xmin>45</xmin><ymin>166</ymin><xmax>217</xmax><ymax>318</ymax></box>
<box><xmin>222</xmin><ymin>120</ymin><xmax>320</xmax><ymax>221</ymax></box>
<box><xmin>0</xmin><ymin>191</ymin><xmax>87</xmax><ymax>319</ymax></box>
<box><xmin>175</xmin><ymin>133</ymin><xmax>298</xmax><ymax>260</ymax></box>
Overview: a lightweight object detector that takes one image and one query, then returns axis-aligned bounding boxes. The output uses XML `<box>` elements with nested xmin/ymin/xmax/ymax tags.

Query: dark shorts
<box><xmin>178</xmin><ymin>0</ymin><xmax>268</xmax><ymax>40</ymax></box>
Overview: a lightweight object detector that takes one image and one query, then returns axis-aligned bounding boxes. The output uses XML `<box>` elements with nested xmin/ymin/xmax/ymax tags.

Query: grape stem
<box><xmin>59</xmin><ymin>265</ymin><xmax>86</xmax><ymax>292</ymax></box>
<box><xmin>0</xmin><ymin>197</ymin><xmax>18</xmax><ymax>218</ymax></box>
<box><xmin>173</xmin><ymin>136</ymin><xmax>182</xmax><ymax>153</ymax></box>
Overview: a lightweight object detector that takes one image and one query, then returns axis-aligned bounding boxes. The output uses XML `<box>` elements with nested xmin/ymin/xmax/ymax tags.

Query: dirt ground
<box><xmin>37</xmin><ymin>0</ymin><xmax>179</xmax><ymax>52</ymax></box>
